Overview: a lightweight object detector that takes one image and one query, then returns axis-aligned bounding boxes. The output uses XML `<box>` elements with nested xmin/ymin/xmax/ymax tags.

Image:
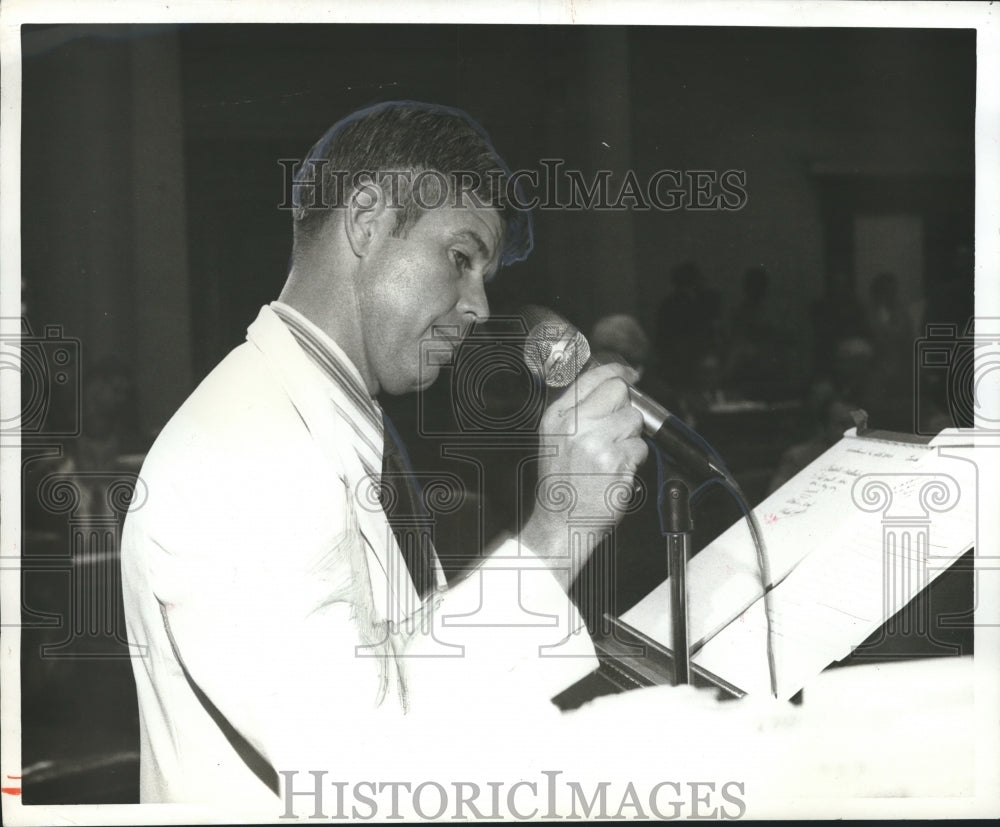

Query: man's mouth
<box><xmin>427</xmin><ymin>325</ymin><xmax>464</xmax><ymax>364</ymax></box>
<box><xmin>424</xmin><ymin>330</ymin><xmax>461</xmax><ymax>367</ymax></box>
<box><xmin>430</xmin><ymin>323</ymin><xmax>464</xmax><ymax>341</ymax></box>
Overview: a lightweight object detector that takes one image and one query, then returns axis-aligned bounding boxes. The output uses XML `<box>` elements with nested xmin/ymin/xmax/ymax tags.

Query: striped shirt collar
<box><xmin>270</xmin><ymin>301</ymin><xmax>384</xmax><ymax>476</ymax></box>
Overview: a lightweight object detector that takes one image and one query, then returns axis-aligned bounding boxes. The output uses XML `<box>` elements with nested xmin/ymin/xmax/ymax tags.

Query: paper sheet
<box><xmin>621</xmin><ymin>431</ymin><xmax>976</xmax><ymax>697</ymax></box>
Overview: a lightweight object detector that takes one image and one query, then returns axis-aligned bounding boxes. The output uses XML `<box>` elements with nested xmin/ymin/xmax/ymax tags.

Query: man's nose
<box><xmin>457</xmin><ymin>277</ymin><xmax>490</xmax><ymax>326</ymax></box>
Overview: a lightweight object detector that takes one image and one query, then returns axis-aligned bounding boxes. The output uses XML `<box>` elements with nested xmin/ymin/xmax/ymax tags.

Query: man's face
<box><xmin>355</xmin><ymin>194</ymin><xmax>502</xmax><ymax>395</ymax></box>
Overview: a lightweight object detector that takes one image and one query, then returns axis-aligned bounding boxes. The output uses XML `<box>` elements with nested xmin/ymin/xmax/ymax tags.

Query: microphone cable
<box><xmin>650</xmin><ymin>434</ymin><xmax>779</xmax><ymax>699</ymax></box>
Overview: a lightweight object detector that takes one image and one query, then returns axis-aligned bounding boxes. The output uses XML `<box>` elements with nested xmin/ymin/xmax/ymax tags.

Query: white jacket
<box><xmin>121</xmin><ymin>305</ymin><xmax>597</xmax><ymax>807</ymax></box>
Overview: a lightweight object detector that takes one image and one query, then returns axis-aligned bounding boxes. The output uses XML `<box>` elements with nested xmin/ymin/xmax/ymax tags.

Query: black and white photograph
<box><xmin>1</xmin><ymin>1</ymin><xmax>998</xmax><ymax>822</ymax></box>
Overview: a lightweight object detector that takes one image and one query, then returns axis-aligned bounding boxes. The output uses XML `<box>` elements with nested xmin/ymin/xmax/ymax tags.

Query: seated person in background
<box><xmin>828</xmin><ymin>334</ymin><xmax>910</xmax><ymax>431</ymax></box>
<box><xmin>830</xmin><ymin>336</ymin><xmax>875</xmax><ymax>400</ymax></box>
<box><xmin>592</xmin><ymin>312</ymin><xmax>691</xmax><ymax>424</ymax></box>
<box><xmin>867</xmin><ymin>270</ymin><xmax>914</xmax><ymax>368</ymax></box>
<box><xmin>728</xmin><ymin>266</ymin><xmax>772</xmax><ymax>344</ymax></box>
<box><xmin>724</xmin><ymin>266</ymin><xmax>797</xmax><ymax>400</ymax></box>
<box><xmin>809</xmin><ymin>270</ymin><xmax>870</xmax><ymax>379</ymax></box>
<box><xmin>683</xmin><ymin>350</ymin><xmax>730</xmax><ymax>430</ymax></box>
<box><xmin>591</xmin><ymin>313</ymin><xmax>650</xmax><ymax>379</ymax></box>
<box><xmin>654</xmin><ymin>261</ymin><xmax>723</xmax><ymax>391</ymax></box>
<box><xmin>766</xmin><ymin>381</ymin><xmax>858</xmax><ymax>495</ymax></box>
<box><xmin>865</xmin><ymin>270</ymin><xmax>916</xmax><ymax>425</ymax></box>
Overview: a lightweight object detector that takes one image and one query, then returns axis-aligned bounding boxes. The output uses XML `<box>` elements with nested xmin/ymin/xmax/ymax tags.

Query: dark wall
<box><xmin>629</xmin><ymin>27</ymin><xmax>974</xmax><ymax>336</ymax></box>
<box><xmin>22</xmin><ymin>25</ymin><xmax>193</xmax><ymax>438</ymax></box>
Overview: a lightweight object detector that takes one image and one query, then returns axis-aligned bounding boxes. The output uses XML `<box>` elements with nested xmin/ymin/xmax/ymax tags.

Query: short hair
<box><xmin>591</xmin><ymin>314</ymin><xmax>650</xmax><ymax>366</ymax></box>
<box><xmin>291</xmin><ymin>100</ymin><xmax>533</xmax><ymax>268</ymax></box>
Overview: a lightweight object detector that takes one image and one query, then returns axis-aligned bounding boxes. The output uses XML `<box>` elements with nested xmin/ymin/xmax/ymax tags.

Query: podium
<box><xmin>555</xmin><ymin>427</ymin><xmax>978</xmax><ymax>709</ymax></box>
<box><xmin>555</xmin><ymin>543</ymin><xmax>975</xmax><ymax>713</ymax></box>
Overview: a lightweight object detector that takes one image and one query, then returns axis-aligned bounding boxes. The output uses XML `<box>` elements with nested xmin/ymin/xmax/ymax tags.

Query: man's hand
<box><xmin>520</xmin><ymin>362</ymin><xmax>649</xmax><ymax>591</ymax></box>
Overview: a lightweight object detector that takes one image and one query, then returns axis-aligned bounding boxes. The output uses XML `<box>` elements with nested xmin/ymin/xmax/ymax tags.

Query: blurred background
<box><xmin>17</xmin><ymin>23</ymin><xmax>976</xmax><ymax>803</ymax></box>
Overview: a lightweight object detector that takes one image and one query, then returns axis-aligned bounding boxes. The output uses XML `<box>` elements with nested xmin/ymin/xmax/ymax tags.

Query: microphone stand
<box><xmin>661</xmin><ymin>479</ymin><xmax>693</xmax><ymax>686</ymax></box>
<box><xmin>519</xmin><ymin>307</ymin><xmax>777</xmax><ymax>696</ymax></box>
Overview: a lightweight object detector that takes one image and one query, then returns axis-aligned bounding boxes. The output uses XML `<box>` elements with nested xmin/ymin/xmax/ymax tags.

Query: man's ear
<box><xmin>344</xmin><ymin>176</ymin><xmax>388</xmax><ymax>258</ymax></box>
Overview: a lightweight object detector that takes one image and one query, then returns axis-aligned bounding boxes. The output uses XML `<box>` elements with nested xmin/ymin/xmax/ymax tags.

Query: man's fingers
<box><xmin>599</xmin><ymin>403</ymin><xmax>644</xmax><ymax>443</ymax></box>
<box><xmin>608</xmin><ymin>410</ymin><xmax>649</xmax><ymax>471</ymax></box>
<box><xmin>624</xmin><ymin>436</ymin><xmax>650</xmax><ymax>472</ymax></box>
<box><xmin>545</xmin><ymin>362</ymin><xmax>639</xmax><ymax>419</ymax></box>
<box><xmin>578</xmin><ymin>409</ymin><xmax>648</xmax><ymax>475</ymax></box>
<box><xmin>579</xmin><ymin>375</ymin><xmax>634</xmax><ymax>418</ymax></box>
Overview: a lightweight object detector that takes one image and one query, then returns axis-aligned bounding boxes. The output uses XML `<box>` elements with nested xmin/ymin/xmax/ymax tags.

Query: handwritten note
<box><xmin>620</xmin><ymin>431</ymin><xmax>975</xmax><ymax>697</ymax></box>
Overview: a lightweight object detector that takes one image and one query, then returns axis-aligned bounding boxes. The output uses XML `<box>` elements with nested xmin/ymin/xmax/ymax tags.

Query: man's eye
<box><xmin>452</xmin><ymin>251</ymin><xmax>472</xmax><ymax>271</ymax></box>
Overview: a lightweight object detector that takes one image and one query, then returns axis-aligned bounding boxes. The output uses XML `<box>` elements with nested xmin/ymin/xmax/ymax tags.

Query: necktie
<box><xmin>380</xmin><ymin>412</ymin><xmax>436</xmax><ymax>599</ymax></box>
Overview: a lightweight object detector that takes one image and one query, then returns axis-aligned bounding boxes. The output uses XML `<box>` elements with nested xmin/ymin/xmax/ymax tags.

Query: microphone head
<box><xmin>521</xmin><ymin>305</ymin><xmax>592</xmax><ymax>389</ymax></box>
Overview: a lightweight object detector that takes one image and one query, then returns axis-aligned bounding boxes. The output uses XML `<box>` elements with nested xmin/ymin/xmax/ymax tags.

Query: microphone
<box><xmin>521</xmin><ymin>305</ymin><xmax>723</xmax><ymax>482</ymax></box>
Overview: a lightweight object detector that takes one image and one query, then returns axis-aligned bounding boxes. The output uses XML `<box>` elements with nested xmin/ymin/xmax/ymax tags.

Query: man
<box><xmin>121</xmin><ymin>101</ymin><xmax>647</xmax><ymax>806</ymax></box>
<box><xmin>654</xmin><ymin>261</ymin><xmax>722</xmax><ymax>391</ymax></box>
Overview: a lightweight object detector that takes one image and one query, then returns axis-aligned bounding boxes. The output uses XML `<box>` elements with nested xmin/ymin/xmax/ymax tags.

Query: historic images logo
<box><xmin>278</xmin><ymin>160</ymin><xmax>749</xmax><ymax>214</ymax></box>
<box><xmin>913</xmin><ymin>317</ymin><xmax>1000</xmax><ymax>435</ymax></box>
<box><xmin>4</xmin><ymin>318</ymin><xmax>145</xmax><ymax>659</ymax></box>
<box><xmin>279</xmin><ymin>770</ymin><xmax>747</xmax><ymax>821</ymax></box>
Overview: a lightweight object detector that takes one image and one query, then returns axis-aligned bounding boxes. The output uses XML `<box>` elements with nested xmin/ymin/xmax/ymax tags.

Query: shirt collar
<box><xmin>270</xmin><ymin>301</ymin><xmax>383</xmax><ymax>435</ymax></box>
